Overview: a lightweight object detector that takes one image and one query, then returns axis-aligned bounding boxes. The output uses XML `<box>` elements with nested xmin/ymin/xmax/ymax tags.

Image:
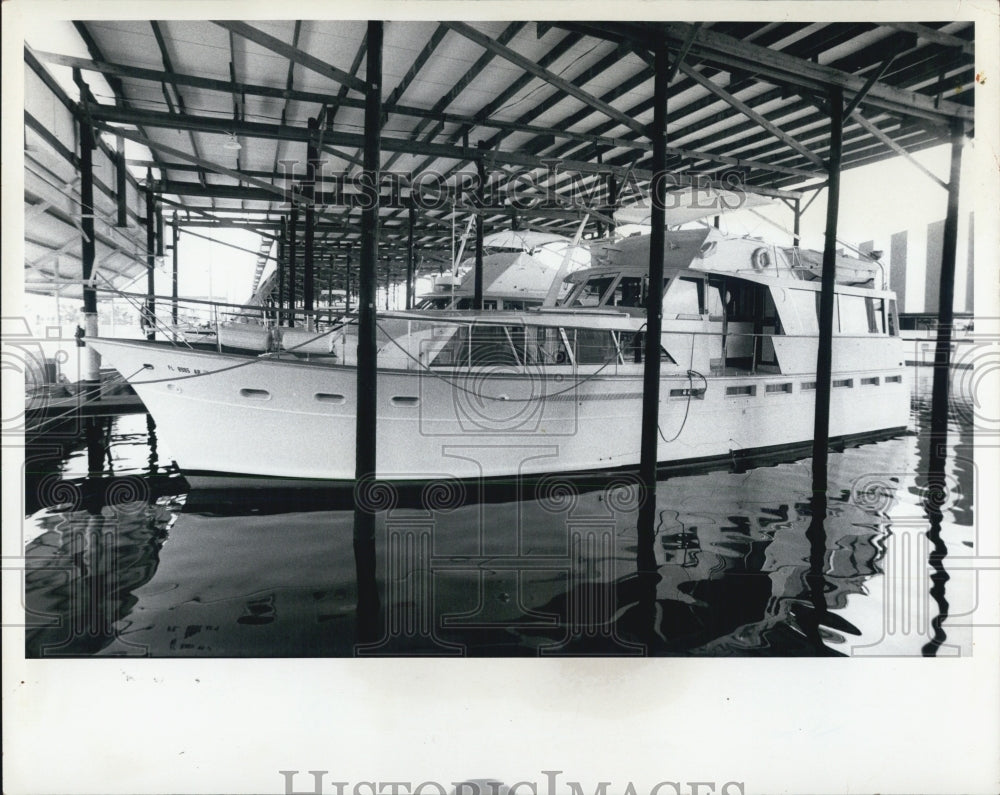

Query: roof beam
<box><xmin>677</xmin><ymin>63</ymin><xmax>826</xmax><ymax>168</ymax></box>
<box><xmin>385</xmin><ymin>23</ymin><xmax>449</xmax><ymax>109</ymax></box>
<box><xmin>553</xmin><ymin>21</ymin><xmax>972</xmax><ymax>123</ymax></box>
<box><xmin>90</xmin><ymin>119</ymin><xmax>297</xmax><ymax>204</ymax></box>
<box><xmin>885</xmin><ymin>22</ymin><xmax>974</xmax><ymax>57</ymax></box>
<box><xmin>72</xmin><ymin>21</ymin><xmax>170</xmax><ymax>179</ymax></box>
<box><xmin>88</xmin><ymin>101</ymin><xmax>803</xmax><ymax>200</ymax></box>
<box><xmin>843</xmin><ymin>47</ymin><xmax>902</xmax><ymax>120</ymax></box>
<box><xmin>270</xmin><ymin>20</ymin><xmax>302</xmax><ymax>193</ymax></box>
<box><xmin>443</xmin><ymin>21</ymin><xmax>650</xmax><ymax>139</ymax></box>
<box><xmin>664</xmin><ymin>22</ymin><xmax>973</xmax><ymax>123</ymax></box>
<box><xmin>149</xmin><ymin>21</ymin><xmax>210</xmax><ymax>191</ymax></box>
<box><xmin>34</xmin><ymin>49</ymin><xmax>649</xmax><ymax>157</ymax></box>
<box><xmin>850</xmin><ymin>110</ymin><xmax>949</xmax><ymax>190</ymax></box>
<box><xmin>213</xmin><ymin>21</ymin><xmax>366</xmax><ymax>95</ymax></box>
<box><xmin>665</xmin><ymin>22</ymin><xmax>701</xmax><ymax>85</ymax></box>
<box><xmin>383</xmin><ymin>22</ymin><xmax>525</xmax><ymax>173</ymax></box>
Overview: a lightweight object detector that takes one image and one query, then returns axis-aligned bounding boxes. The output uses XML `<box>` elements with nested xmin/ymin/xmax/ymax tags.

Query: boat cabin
<box><xmin>541</xmin><ymin>227</ymin><xmax>899</xmax><ymax>376</ymax></box>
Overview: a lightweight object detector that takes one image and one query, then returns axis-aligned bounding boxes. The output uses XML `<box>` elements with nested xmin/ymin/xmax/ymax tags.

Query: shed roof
<box><xmin>22</xmin><ymin>18</ymin><xmax>976</xmax><ymax>298</ymax></box>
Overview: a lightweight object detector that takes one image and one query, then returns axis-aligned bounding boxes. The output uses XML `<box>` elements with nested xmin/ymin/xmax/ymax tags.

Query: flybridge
<box><xmin>588</xmin><ymin>228</ymin><xmax>882</xmax><ymax>287</ymax></box>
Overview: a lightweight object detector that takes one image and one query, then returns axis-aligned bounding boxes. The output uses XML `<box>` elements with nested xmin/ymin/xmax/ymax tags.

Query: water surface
<box><xmin>22</xmin><ymin>369</ymin><xmax>977</xmax><ymax>657</ymax></box>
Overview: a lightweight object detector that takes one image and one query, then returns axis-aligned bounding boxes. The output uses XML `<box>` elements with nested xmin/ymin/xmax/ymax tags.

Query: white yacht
<box><xmin>89</xmin><ymin>226</ymin><xmax>908</xmax><ymax>485</ymax></box>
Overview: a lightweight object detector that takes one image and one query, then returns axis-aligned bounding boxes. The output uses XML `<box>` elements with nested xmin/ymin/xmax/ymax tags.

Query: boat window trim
<box><xmin>502</xmin><ymin>326</ymin><xmax>523</xmax><ymax>367</ymax></box>
<box><xmin>558</xmin><ymin>327</ymin><xmax>576</xmax><ymax>366</ymax></box>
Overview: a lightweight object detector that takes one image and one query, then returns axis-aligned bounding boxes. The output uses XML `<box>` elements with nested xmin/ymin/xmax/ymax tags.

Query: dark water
<box><xmin>21</xmin><ymin>368</ymin><xmax>979</xmax><ymax>657</ymax></box>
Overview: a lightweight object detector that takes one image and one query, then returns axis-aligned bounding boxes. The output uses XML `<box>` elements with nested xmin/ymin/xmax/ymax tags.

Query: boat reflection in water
<box><xmin>22</xmin><ymin>367</ymin><xmax>976</xmax><ymax>656</ymax></box>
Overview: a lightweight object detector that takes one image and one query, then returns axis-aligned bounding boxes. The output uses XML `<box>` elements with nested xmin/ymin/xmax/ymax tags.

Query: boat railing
<box><xmin>93</xmin><ymin>288</ymin><xmax>355</xmax><ymax>344</ymax></box>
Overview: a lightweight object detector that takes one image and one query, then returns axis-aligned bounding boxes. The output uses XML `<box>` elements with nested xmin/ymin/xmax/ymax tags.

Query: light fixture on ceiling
<box><xmin>223</xmin><ymin>132</ymin><xmax>242</xmax><ymax>151</ymax></box>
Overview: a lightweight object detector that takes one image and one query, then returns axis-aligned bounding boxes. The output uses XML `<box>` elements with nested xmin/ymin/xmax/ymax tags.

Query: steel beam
<box><xmin>444</xmin><ymin>21</ymin><xmax>650</xmax><ymax>139</ymax></box>
<box><xmin>91</xmin><ymin>119</ymin><xmax>297</xmax><ymax>204</ymax></box>
<box><xmin>850</xmin><ymin>111</ymin><xmax>949</xmax><ymax>190</ymax></box>
<box><xmin>85</xmin><ymin>104</ymin><xmax>805</xmax><ymax>199</ymax></box>
<box><xmin>886</xmin><ymin>22</ymin><xmax>974</xmax><ymax>57</ymax></box>
<box><xmin>560</xmin><ymin>21</ymin><xmax>972</xmax><ymax>123</ymax></box>
<box><xmin>678</xmin><ymin>62</ymin><xmax>826</xmax><ymax>168</ymax></box>
<box><xmin>214</xmin><ymin>21</ymin><xmax>366</xmax><ymax>94</ymax></box>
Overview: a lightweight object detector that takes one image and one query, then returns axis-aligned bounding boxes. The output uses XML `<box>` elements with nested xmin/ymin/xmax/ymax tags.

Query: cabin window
<box><xmin>575</xmin><ymin>328</ymin><xmax>620</xmax><ymax>364</ymax></box>
<box><xmin>886</xmin><ymin>375</ymin><xmax>902</xmax><ymax>383</ymax></box>
<box><xmin>470</xmin><ymin>325</ymin><xmax>521</xmax><ymax>366</ymax></box>
<box><xmin>783</xmin><ymin>289</ymin><xmax>819</xmax><ymax>335</ymax></box>
<box><xmin>606</xmin><ymin>331</ymin><xmax>676</xmax><ymax>365</ymax></box>
<box><xmin>866</xmin><ymin>298</ymin><xmax>885</xmax><ymax>333</ymax></box>
<box><xmin>662</xmin><ymin>277</ymin><xmax>702</xmax><ymax>318</ymax></box>
<box><xmin>525</xmin><ymin>326</ymin><xmax>571</xmax><ymax>365</ymax></box>
<box><xmin>839</xmin><ymin>294</ymin><xmax>869</xmax><ymax>334</ymax></box>
<box><xmin>571</xmin><ymin>276</ymin><xmax>616</xmax><ymax>307</ymax></box>
<box><xmin>483</xmin><ymin>300</ymin><xmax>498</xmax><ymax>310</ymax></box>
<box><xmin>607</xmin><ymin>276</ymin><xmax>647</xmax><ymax>308</ymax></box>
<box><xmin>431</xmin><ymin>325</ymin><xmax>523</xmax><ymax>367</ymax></box>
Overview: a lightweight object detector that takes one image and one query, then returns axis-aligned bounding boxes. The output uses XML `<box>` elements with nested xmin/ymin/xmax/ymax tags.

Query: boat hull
<box><xmin>89</xmin><ymin>338</ymin><xmax>910</xmax><ymax>482</ymax></box>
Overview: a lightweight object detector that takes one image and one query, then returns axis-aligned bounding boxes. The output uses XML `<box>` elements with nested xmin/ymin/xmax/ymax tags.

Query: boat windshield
<box><xmin>559</xmin><ymin>273</ymin><xmax>671</xmax><ymax>309</ymax></box>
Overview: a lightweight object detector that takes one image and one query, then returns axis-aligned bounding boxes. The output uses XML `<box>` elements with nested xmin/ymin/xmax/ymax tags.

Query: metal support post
<box><xmin>288</xmin><ymin>206</ymin><xmax>298</xmax><ymax>326</ymax></box>
<box><xmin>354</xmin><ymin>19</ymin><xmax>384</xmax><ymax>639</ymax></box>
<box><xmin>406</xmin><ymin>201</ymin><xmax>416</xmax><ymax>309</ymax></box>
<box><xmin>474</xmin><ymin>142</ymin><xmax>487</xmax><ymax>309</ymax></box>
<box><xmin>304</xmin><ymin>118</ymin><xmax>318</xmax><ymax>327</ymax></box>
<box><xmin>930</xmin><ymin>120</ymin><xmax>966</xmax><ymax>456</ymax></box>
<box><xmin>171</xmin><ymin>212</ymin><xmax>179</xmax><ymax>326</ymax></box>
<box><xmin>79</xmin><ymin>114</ymin><xmax>101</xmax><ymax>383</ymax></box>
<box><xmin>637</xmin><ymin>40</ymin><xmax>669</xmax><ymax>573</ymax></box>
<box><xmin>346</xmin><ymin>249</ymin><xmax>352</xmax><ymax>314</ymax></box>
<box><xmin>277</xmin><ymin>217</ymin><xmax>286</xmax><ymax>325</ymax></box>
<box><xmin>145</xmin><ymin>170</ymin><xmax>156</xmax><ymax>341</ymax></box>
<box><xmin>811</xmin><ymin>87</ymin><xmax>844</xmax><ymax>497</ymax></box>
<box><xmin>115</xmin><ymin>135</ymin><xmax>128</xmax><ymax>228</ymax></box>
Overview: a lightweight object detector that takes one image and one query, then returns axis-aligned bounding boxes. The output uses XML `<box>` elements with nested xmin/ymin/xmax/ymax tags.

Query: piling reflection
<box><xmin>24</xmin><ymin>489</ymin><xmax>174</xmax><ymax>657</ymax></box>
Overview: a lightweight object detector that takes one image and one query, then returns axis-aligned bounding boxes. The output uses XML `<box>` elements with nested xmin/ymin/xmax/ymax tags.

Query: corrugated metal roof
<box><xmin>22</xmin><ymin>18</ymin><xmax>976</xmax><ymax>297</ymax></box>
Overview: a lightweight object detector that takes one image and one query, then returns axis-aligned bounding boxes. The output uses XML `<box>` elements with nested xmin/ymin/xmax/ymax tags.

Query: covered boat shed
<box><xmin>15</xmin><ymin>14</ymin><xmax>980</xmax><ymax>503</ymax></box>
